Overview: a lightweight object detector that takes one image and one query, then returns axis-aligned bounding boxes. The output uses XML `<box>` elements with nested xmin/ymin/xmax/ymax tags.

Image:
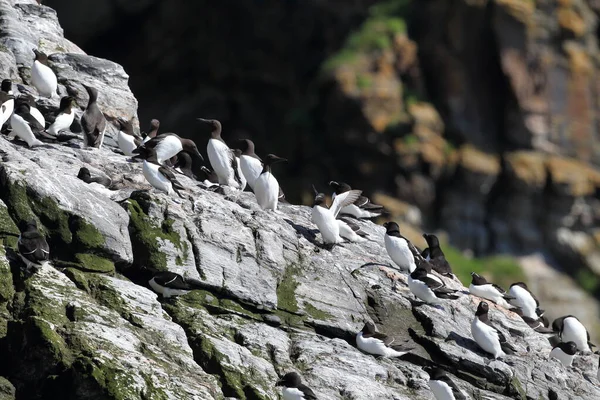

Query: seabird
<box><xmin>19</xmin><ymin>94</ymin><xmax>45</xmax><ymax>128</ymax></box>
<box><xmin>116</xmin><ymin>118</ymin><xmax>142</xmax><ymax>156</ymax></box>
<box><xmin>232</xmin><ymin>149</ymin><xmax>247</xmax><ymax>191</ymax></box>
<box><xmin>31</xmin><ymin>49</ymin><xmax>57</xmax><ymax>98</ymax></box>
<box><xmin>199</xmin><ymin>166</ymin><xmax>219</xmax><ymax>186</ymax></box>
<box><xmin>142</xmin><ymin>149</ymin><xmax>185</xmax><ymax>197</ymax></box>
<box><xmin>0</xmin><ymin>79</ymin><xmax>14</xmax><ymax>128</ymax></box>
<box><xmin>422</xmin><ymin>233</ymin><xmax>454</xmax><ymax>276</ymax></box>
<box><xmin>337</xmin><ymin>216</ymin><xmax>368</xmax><ymax>242</ymax></box>
<box><xmin>9</xmin><ymin>102</ymin><xmax>45</xmax><ymax>147</ymax></box>
<box><xmin>311</xmin><ymin>188</ymin><xmax>361</xmax><ymax>246</ymax></box>
<box><xmin>382</xmin><ymin>221</ymin><xmax>416</xmax><ymax>273</ymax></box>
<box><xmin>512</xmin><ymin>308</ymin><xmax>553</xmax><ymax>333</ymax></box>
<box><xmin>148</xmin><ymin>271</ymin><xmax>205</xmax><ymax>298</ymax></box>
<box><xmin>142</xmin><ymin>118</ymin><xmax>160</xmax><ymax>143</ymax></box>
<box><xmin>329</xmin><ymin>181</ymin><xmax>385</xmax><ymax>219</ymax></box>
<box><xmin>425</xmin><ymin>367</ymin><xmax>467</xmax><ymax>400</ymax></box>
<box><xmin>552</xmin><ymin>315</ymin><xmax>595</xmax><ymax>352</ymax></box>
<box><xmin>237</xmin><ymin>139</ymin><xmax>262</xmax><ymax>189</ymax></box>
<box><xmin>17</xmin><ymin>219</ymin><xmax>49</xmax><ymax>270</ymax></box>
<box><xmin>469</xmin><ymin>272</ymin><xmax>514</xmax><ymax>308</ymax></box>
<box><xmin>471</xmin><ymin>301</ymin><xmax>516</xmax><ymax>359</ymax></box>
<box><xmin>134</xmin><ymin>133</ymin><xmax>203</xmax><ymax>165</ymax></box>
<box><xmin>275</xmin><ymin>372</ymin><xmax>317</xmax><ymax>400</ymax></box>
<box><xmin>254</xmin><ymin>153</ymin><xmax>286</xmax><ymax>210</ymax></box>
<box><xmin>356</xmin><ymin>321</ymin><xmax>413</xmax><ymax>357</ymax></box>
<box><xmin>77</xmin><ymin>167</ymin><xmax>113</xmax><ymax>188</ymax></box>
<box><xmin>508</xmin><ymin>282</ymin><xmax>544</xmax><ymax>320</ymax></box>
<box><xmin>549</xmin><ymin>341</ymin><xmax>577</xmax><ymax>367</ymax></box>
<box><xmin>46</xmin><ymin>96</ymin><xmax>76</xmax><ymax>136</ymax></box>
<box><xmin>173</xmin><ymin>151</ymin><xmax>197</xmax><ymax>180</ymax></box>
<box><xmin>81</xmin><ymin>84</ymin><xmax>107</xmax><ymax>148</ymax></box>
<box><xmin>408</xmin><ymin>267</ymin><xmax>459</xmax><ymax>304</ymax></box>
<box><xmin>199</xmin><ymin>118</ymin><xmax>242</xmax><ymax>188</ymax></box>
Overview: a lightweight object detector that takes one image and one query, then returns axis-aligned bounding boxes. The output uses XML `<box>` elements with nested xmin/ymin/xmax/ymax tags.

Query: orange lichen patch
<box><xmin>393</xmin><ymin>34</ymin><xmax>418</xmax><ymax>73</ymax></box>
<box><xmin>458</xmin><ymin>145</ymin><xmax>501</xmax><ymax>175</ymax></box>
<box><xmin>495</xmin><ymin>0</ymin><xmax>535</xmax><ymax>23</ymax></box>
<box><xmin>334</xmin><ymin>68</ymin><xmax>358</xmax><ymax>93</ymax></box>
<box><xmin>557</xmin><ymin>0</ymin><xmax>573</xmax><ymax>6</ymax></box>
<box><xmin>379</xmin><ymin>266</ymin><xmax>403</xmax><ymax>282</ymax></box>
<box><xmin>408</xmin><ymin>102</ymin><xmax>444</xmax><ymax>134</ymax></box>
<box><xmin>557</xmin><ymin>7</ymin><xmax>586</xmax><ymax>37</ymax></box>
<box><xmin>504</xmin><ymin>151</ymin><xmax>547</xmax><ymax>187</ymax></box>
<box><xmin>546</xmin><ymin>156</ymin><xmax>600</xmax><ymax>196</ymax></box>
<box><xmin>563</xmin><ymin>42</ymin><xmax>592</xmax><ymax>75</ymax></box>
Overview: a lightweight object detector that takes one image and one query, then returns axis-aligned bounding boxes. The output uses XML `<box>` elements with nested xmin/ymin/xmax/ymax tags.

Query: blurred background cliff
<box><xmin>45</xmin><ymin>0</ymin><xmax>600</xmax><ymax>338</ymax></box>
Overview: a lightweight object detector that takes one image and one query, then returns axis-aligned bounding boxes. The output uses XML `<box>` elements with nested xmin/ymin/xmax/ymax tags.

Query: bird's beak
<box><xmin>312</xmin><ymin>184</ymin><xmax>318</xmax><ymax>195</ymax></box>
<box><xmin>422</xmin><ymin>233</ymin><xmax>427</xmax><ymax>239</ymax></box>
<box><xmin>196</xmin><ymin>118</ymin><xmax>209</xmax><ymax>123</ymax></box>
<box><xmin>329</xmin><ymin>181</ymin><xmax>338</xmax><ymax>186</ymax></box>
<box><xmin>470</xmin><ymin>272</ymin><xmax>477</xmax><ymax>277</ymax></box>
<box><xmin>383</xmin><ymin>222</ymin><xmax>389</xmax><ymax>228</ymax></box>
<box><xmin>273</xmin><ymin>156</ymin><xmax>287</xmax><ymax>164</ymax></box>
<box><xmin>275</xmin><ymin>379</ymin><xmax>284</xmax><ymax>387</ymax></box>
<box><xmin>194</xmin><ymin>148</ymin><xmax>204</xmax><ymax>161</ymax></box>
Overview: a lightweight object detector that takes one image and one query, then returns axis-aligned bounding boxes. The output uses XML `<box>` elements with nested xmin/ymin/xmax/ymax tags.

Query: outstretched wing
<box><xmin>330</xmin><ymin>189</ymin><xmax>362</xmax><ymax>218</ymax></box>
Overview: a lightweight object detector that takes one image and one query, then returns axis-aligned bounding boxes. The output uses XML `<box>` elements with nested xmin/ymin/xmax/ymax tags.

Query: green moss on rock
<box><xmin>0</xmin><ymin>201</ymin><xmax>19</xmax><ymax>248</ymax></box>
<box><xmin>303</xmin><ymin>302</ymin><xmax>333</xmax><ymax>321</ymax></box>
<box><xmin>72</xmin><ymin>218</ymin><xmax>105</xmax><ymax>250</ymax></box>
<box><xmin>74</xmin><ymin>254</ymin><xmax>115</xmax><ymax>273</ymax></box>
<box><xmin>277</xmin><ymin>265</ymin><xmax>300</xmax><ymax>313</ymax></box>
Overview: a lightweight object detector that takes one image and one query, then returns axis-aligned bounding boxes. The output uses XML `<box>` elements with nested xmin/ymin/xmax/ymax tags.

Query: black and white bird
<box><xmin>46</xmin><ymin>96</ymin><xmax>77</xmax><ymax>136</ymax></box>
<box><xmin>311</xmin><ymin>189</ymin><xmax>362</xmax><ymax>246</ymax></box>
<box><xmin>275</xmin><ymin>372</ymin><xmax>317</xmax><ymax>400</ymax></box>
<box><xmin>0</xmin><ymin>89</ymin><xmax>14</xmax><ymax>129</ymax></box>
<box><xmin>81</xmin><ymin>84</ymin><xmax>107</xmax><ymax>148</ymax></box>
<box><xmin>549</xmin><ymin>341</ymin><xmax>577</xmax><ymax>367</ymax></box>
<box><xmin>469</xmin><ymin>273</ymin><xmax>514</xmax><ymax>308</ymax></box>
<box><xmin>77</xmin><ymin>167</ymin><xmax>113</xmax><ymax>188</ymax></box>
<box><xmin>329</xmin><ymin>181</ymin><xmax>385</xmax><ymax>219</ymax></box>
<box><xmin>552</xmin><ymin>316</ymin><xmax>595</xmax><ymax>353</ymax></box>
<box><xmin>232</xmin><ymin>149</ymin><xmax>247</xmax><ymax>191</ymax></box>
<box><xmin>254</xmin><ymin>154</ymin><xmax>286</xmax><ymax>210</ymax></box>
<box><xmin>425</xmin><ymin>367</ymin><xmax>467</xmax><ymax>400</ymax></box>
<box><xmin>508</xmin><ymin>282</ymin><xmax>544</xmax><ymax>320</ymax></box>
<box><xmin>148</xmin><ymin>271</ymin><xmax>205</xmax><ymax>298</ymax></box>
<box><xmin>116</xmin><ymin>118</ymin><xmax>142</xmax><ymax>156</ymax></box>
<box><xmin>199</xmin><ymin>166</ymin><xmax>219</xmax><ymax>187</ymax></box>
<box><xmin>471</xmin><ymin>301</ymin><xmax>516</xmax><ymax>359</ymax></box>
<box><xmin>356</xmin><ymin>321</ymin><xmax>413</xmax><ymax>357</ymax></box>
<box><xmin>17</xmin><ymin>219</ymin><xmax>50</xmax><ymax>270</ymax></box>
<box><xmin>512</xmin><ymin>308</ymin><xmax>553</xmax><ymax>333</ymax></box>
<box><xmin>142</xmin><ymin>118</ymin><xmax>160</xmax><ymax>144</ymax></box>
<box><xmin>383</xmin><ymin>221</ymin><xmax>416</xmax><ymax>273</ymax></box>
<box><xmin>199</xmin><ymin>118</ymin><xmax>242</xmax><ymax>188</ymax></box>
<box><xmin>173</xmin><ymin>152</ymin><xmax>197</xmax><ymax>180</ymax></box>
<box><xmin>422</xmin><ymin>233</ymin><xmax>453</xmax><ymax>276</ymax></box>
<box><xmin>337</xmin><ymin>216</ymin><xmax>369</xmax><ymax>243</ymax></box>
<box><xmin>31</xmin><ymin>49</ymin><xmax>57</xmax><ymax>98</ymax></box>
<box><xmin>134</xmin><ymin>133</ymin><xmax>203</xmax><ymax>165</ymax></box>
<box><xmin>9</xmin><ymin>102</ymin><xmax>45</xmax><ymax>147</ymax></box>
<box><xmin>142</xmin><ymin>149</ymin><xmax>185</xmax><ymax>197</ymax></box>
<box><xmin>408</xmin><ymin>267</ymin><xmax>459</xmax><ymax>304</ymax></box>
<box><xmin>238</xmin><ymin>139</ymin><xmax>262</xmax><ymax>190</ymax></box>
<box><xmin>19</xmin><ymin>94</ymin><xmax>45</xmax><ymax>128</ymax></box>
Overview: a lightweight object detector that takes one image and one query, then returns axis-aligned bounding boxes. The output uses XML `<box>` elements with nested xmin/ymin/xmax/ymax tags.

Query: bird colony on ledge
<box><xmin>1</xmin><ymin>48</ymin><xmax>599</xmax><ymax>400</ymax></box>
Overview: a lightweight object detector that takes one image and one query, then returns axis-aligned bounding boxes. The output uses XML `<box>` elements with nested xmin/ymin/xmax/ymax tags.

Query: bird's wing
<box><xmin>298</xmin><ymin>384</ymin><xmax>318</xmax><ymax>399</ymax></box>
<box><xmin>420</xmin><ymin>275</ymin><xmax>445</xmax><ymax>291</ymax></box>
<box><xmin>330</xmin><ymin>189</ymin><xmax>362</xmax><ymax>218</ymax></box>
<box><xmin>231</xmin><ymin>154</ymin><xmax>243</xmax><ymax>185</ymax></box>
<box><xmin>159</xmin><ymin>166</ymin><xmax>185</xmax><ymax>191</ymax></box>
<box><xmin>18</xmin><ymin>232</ymin><xmax>49</xmax><ymax>262</ymax></box>
<box><xmin>491</xmin><ymin>283</ymin><xmax>507</xmax><ymax>295</ymax></box>
<box><xmin>21</xmin><ymin>112</ymin><xmax>45</xmax><ymax>133</ymax></box>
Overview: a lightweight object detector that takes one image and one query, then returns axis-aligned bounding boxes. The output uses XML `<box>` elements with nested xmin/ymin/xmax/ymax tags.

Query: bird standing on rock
<box><xmin>81</xmin><ymin>84</ymin><xmax>107</xmax><ymax>148</ymax></box>
<box><xmin>549</xmin><ymin>341</ymin><xmax>577</xmax><ymax>367</ymax></box>
<box><xmin>116</xmin><ymin>118</ymin><xmax>142</xmax><ymax>156</ymax></box>
<box><xmin>383</xmin><ymin>221</ymin><xmax>416</xmax><ymax>273</ymax></box>
<box><xmin>356</xmin><ymin>321</ymin><xmax>414</xmax><ymax>357</ymax></box>
<box><xmin>254</xmin><ymin>154</ymin><xmax>286</xmax><ymax>210</ymax></box>
<box><xmin>422</xmin><ymin>233</ymin><xmax>454</xmax><ymax>276</ymax></box>
<box><xmin>408</xmin><ymin>267</ymin><xmax>459</xmax><ymax>304</ymax></box>
<box><xmin>311</xmin><ymin>188</ymin><xmax>362</xmax><ymax>246</ymax></box>
<box><xmin>142</xmin><ymin>118</ymin><xmax>160</xmax><ymax>143</ymax></box>
<box><xmin>46</xmin><ymin>96</ymin><xmax>77</xmax><ymax>136</ymax></box>
<box><xmin>471</xmin><ymin>301</ymin><xmax>516</xmax><ymax>359</ymax></box>
<box><xmin>329</xmin><ymin>181</ymin><xmax>385</xmax><ymax>219</ymax></box>
<box><xmin>134</xmin><ymin>133</ymin><xmax>203</xmax><ymax>165</ymax></box>
<box><xmin>17</xmin><ymin>219</ymin><xmax>50</xmax><ymax>271</ymax></box>
<box><xmin>552</xmin><ymin>316</ymin><xmax>595</xmax><ymax>353</ymax></box>
<box><xmin>31</xmin><ymin>49</ymin><xmax>57</xmax><ymax>98</ymax></box>
<box><xmin>9</xmin><ymin>102</ymin><xmax>45</xmax><ymax>147</ymax></box>
<box><xmin>237</xmin><ymin>139</ymin><xmax>262</xmax><ymax>189</ymax></box>
<box><xmin>425</xmin><ymin>367</ymin><xmax>467</xmax><ymax>400</ymax></box>
<box><xmin>275</xmin><ymin>372</ymin><xmax>317</xmax><ymax>400</ymax></box>
<box><xmin>469</xmin><ymin>272</ymin><xmax>514</xmax><ymax>308</ymax></box>
<box><xmin>200</xmin><ymin>118</ymin><xmax>242</xmax><ymax>188</ymax></box>
<box><xmin>148</xmin><ymin>271</ymin><xmax>205</xmax><ymax>298</ymax></box>
<box><xmin>508</xmin><ymin>282</ymin><xmax>545</xmax><ymax>320</ymax></box>
<box><xmin>142</xmin><ymin>148</ymin><xmax>185</xmax><ymax>197</ymax></box>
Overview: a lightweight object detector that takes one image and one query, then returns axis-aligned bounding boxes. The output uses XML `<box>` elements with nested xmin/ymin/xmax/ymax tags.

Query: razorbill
<box><xmin>19</xmin><ymin>94</ymin><xmax>45</xmax><ymax>128</ymax></box>
<box><xmin>81</xmin><ymin>84</ymin><xmax>107</xmax><ymax>148</ymax></box>
<box><xmin>254</xmin><ymin>154</ymin><xmax>286</xmax><ymax>210</ymax></box>
<box><xmin>199</xmin><ymin>166</ymin><xmax>219</xmax><ymax>186</ymax></box>
<box><xmin>422</xmin><ymin>233</ymin><xmax>454</xmax><ymax>276</ymax></box>
<box><xmin>552</xmin><ymin>315</ymin><xmax>595</xmax><ymax>352</ymax></box>
<box><xmin>337</xmin><ymin>216</ymin><xmax>368</xmax><ymax>243</ymax></box>
<box><xmin>9</xmin><ymin>102</ymin><xmax>46</xmax><ymax>147</ymax></box>
<box><xmin>46</xmin><ymin>96</ymin><xmax>76</xmax><ymax>136</ymax></box>
<box><xmin>148</xmin><ymin>271</ymin><xmax>205</xmax><ymax>298</ymax></box>
<box><xmin>513</xmin><ymin>308</ymin><xmax>553</xmax><ymax>333</ymax></box>
<box><xmin>199</xmin><ymin>118</ymin><xmax>241</xmax><ymax>188</ymax></box>
<box><xmin>508</xmin><ymin>282</ymin><xmax>544</xmax><ymax>320</ymax></box>
<box><xmin>469</xmin><ymin>272</ymin><xmax>514</xmax><ymax>308</ymax></box>
<box><xmin>425</xmin><ymin>367</ymin><xmax>467</xmax><ymax>400</ymax></box>
<box><xmin>173</xmin><ymin>152</ymin><xmax>197</xmax><ymax>180</ymax></box>
<box><xmin>77</xmin><ymin>167</ymin><xmax>113</xmax><ymax>188</ymax></box>
<box><xmin>142</xmin><ymin>118</ymin><xmax>160</xmax><ymax>143</ymax></box>
<box><xmin>232</xmin><ymin>149</ymin><xmax>247</xmax><ymax>191</ymax></box>
<box><xmin>0</xmin><ymin>79</ymin><xmax>14</xmax><ymax>128</ymax></box>
<box><xmin>383</xmin><ymin>221</ymin><xmax>416</xmax><ymax>273</ymax></box>
<box><xmin>408</xmin><ymin>267</ymin><xmax>459</xmax><ymax>304</ymax></box>
<box><xmin>31</xmin><ymin>49</ymin><xmax>57</xmax><ymax>98</ymax></box>
<box><xmin>116</xmin><ymin>118</ymin><xmax>142</xmax><ymax>156</ymax></box>
<box><xmin>142</xmin><ymin>149</ymin><xmax>185</xmax><ymax>197</ymax></box>
<box><xmin>134</xmin><ymin>133</ymin><xmax>203</xmax><ymax>165</ymax></box>
<box><xmin>549</xmin><ymin>341</ymin><xmax>577</xmax><ymax>367</ymax></box>
<box><xmin>356</xmin><ymin>321</ymin><xmax>413</xmax><ymax>357</ymax></box>
<box><xmin>471</xmin><ymin>301</ymin><xmax>516</xmax><ymax>359</ymax></box>
<box><xmin>238</xmin><ymin>138</ymin><xmax>262</xmax><ymax>189</ymax></box>
<box><xmin>275</xmin><ymin>372</ymin><xmax>317</xmax><ymax>400</ymax></box>
<box><xmin>329</xmin><ymin>181</ymin><xmax>385</xmax><ymax>219</ymax></box>
<box><xmin>17</xmin><ymin>219</ymin><xmax>49</xmax><ymax>270</ymax></box>
<box><xmin>311</xmin><ymin>189</ymin><xmax>362</xmax><ymax>246</ymax></box>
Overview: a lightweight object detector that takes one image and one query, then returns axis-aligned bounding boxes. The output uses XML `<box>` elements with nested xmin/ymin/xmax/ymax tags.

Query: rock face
<box><xmin>0</xmin><ymin>1</ymin><xmax>599</xmax><ymax>399</ymax></box>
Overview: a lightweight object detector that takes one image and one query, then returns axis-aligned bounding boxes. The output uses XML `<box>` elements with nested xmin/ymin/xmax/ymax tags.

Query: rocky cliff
<box><xmin>0</xmin><ymin>1</ymin><xmax>600</xmax><ymax>399</ymax></box>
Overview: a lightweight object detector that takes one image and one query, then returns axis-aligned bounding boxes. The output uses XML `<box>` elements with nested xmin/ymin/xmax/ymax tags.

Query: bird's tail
<box><xmin>501</xmin><ymin>343</ymin><xmax>517</xmax><ymax>355</ymax></box>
